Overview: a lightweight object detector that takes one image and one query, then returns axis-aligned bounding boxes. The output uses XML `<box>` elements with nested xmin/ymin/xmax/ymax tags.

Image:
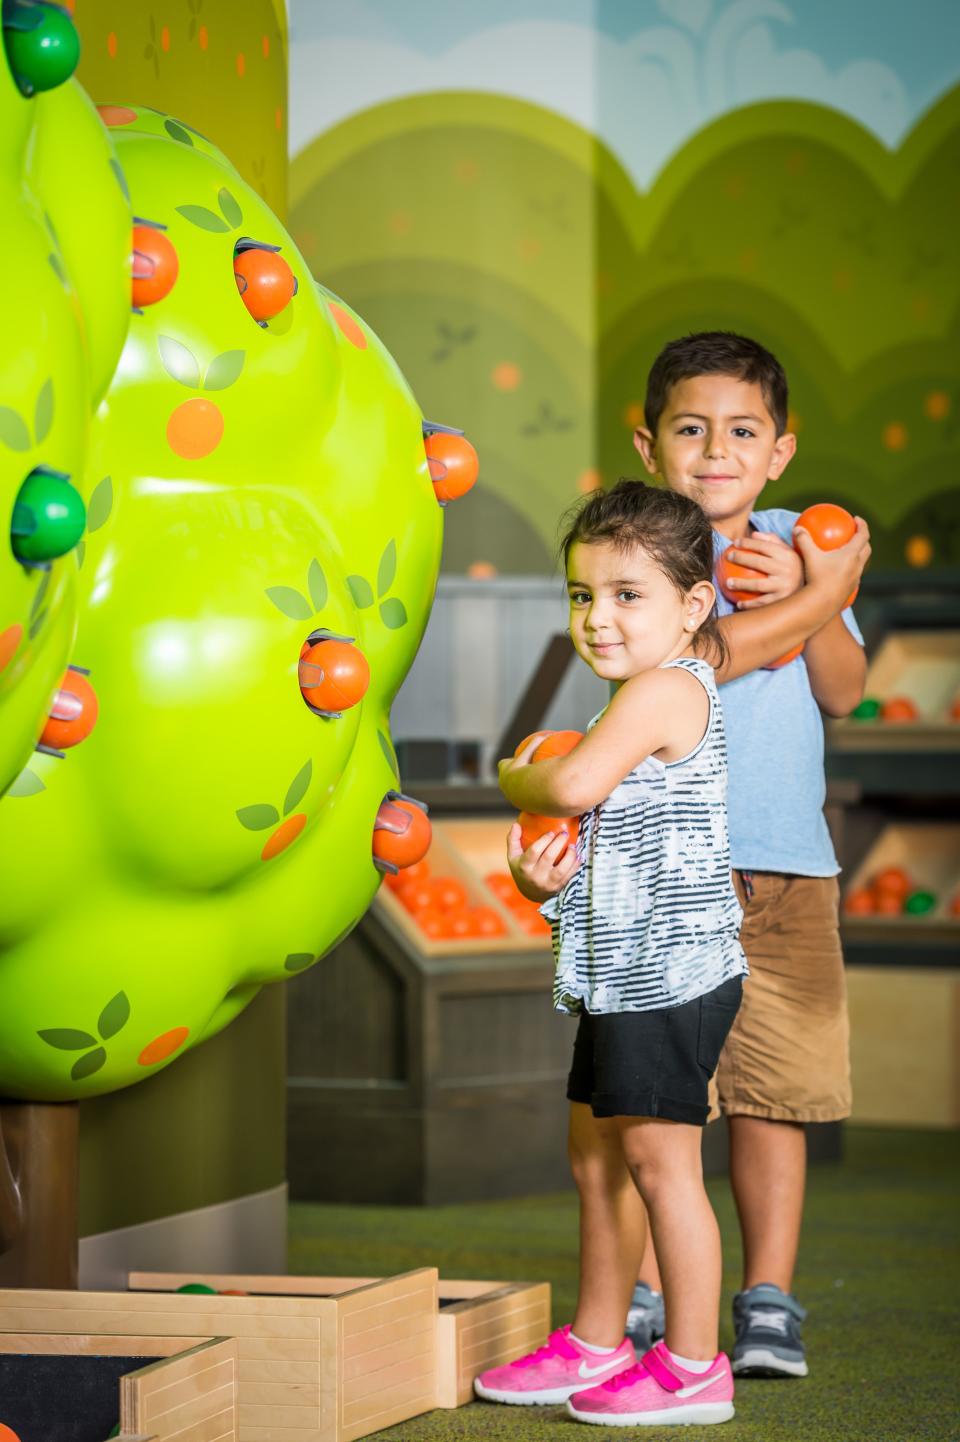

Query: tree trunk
<box><xmin>0</xmin><ymin>1100</ymin><xmax>78</xmax><ymax>1288</ymax></box>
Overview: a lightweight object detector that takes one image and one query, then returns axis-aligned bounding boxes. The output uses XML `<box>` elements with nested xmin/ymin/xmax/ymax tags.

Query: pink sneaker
<box><xmin>474</xmin><ymin>1325</ymin><xmax>635</xmax><ymax>1405</ymax></box>
<box><xmin>567</xmin><ymin>1340</ymin><xmax>734</xmax><ymax>1426</ymax></box>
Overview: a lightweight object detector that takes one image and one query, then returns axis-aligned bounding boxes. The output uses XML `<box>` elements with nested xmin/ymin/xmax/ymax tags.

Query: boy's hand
<box><xmin>794</xmin><ymin>517</ymin><xmax>871</xmax><ymax>612</ymax></box>
<box><xmin>506</xmin><ymin>821</ymin><xmax>580</xmax><ymax>903</ymax></box>
<box><xmin>724</xmin><ymin>533</ymin><xmax>804</xmax><ymax>609</ymax></box>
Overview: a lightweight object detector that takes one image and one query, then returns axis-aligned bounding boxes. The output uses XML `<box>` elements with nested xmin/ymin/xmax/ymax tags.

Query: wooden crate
<box><xmin>0</xmin><ymin>1269</ymin><xmax>437</xmax><ymax>1442</ymax></box>
<box><xmin>842</xmin><ymin>822</ymin><xmax>960</xmax><ymax>937</ymax></box>
<box><xmin>376</xmin><ymin>818</ymin><xmax>551</xmax><ymax>956</ymax></box>
<box><xmin>0</xmin><ymin>1332</ymin><xmax>237</xmax><ymax>1441</ymax></box>
<box><xmin>128</xmin><ymin>1272</ymin><xmax>551</xmax><ymax>1410</ymax></box>
<box><xmin>832</xmin><ymin>630</ymin><xmax>960</xmax><ymax>749</ymax></box>
<box><xmin>847</xmin><ymin>967</ymin><xmax>960</xmax><ymax>1127</ymax></box>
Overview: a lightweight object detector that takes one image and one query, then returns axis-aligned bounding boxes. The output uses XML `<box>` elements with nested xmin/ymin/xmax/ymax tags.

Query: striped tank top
<box><xmin>541</xmin><ymin>657</ymin><xmax>747</xmax><ymax>1015</ymax></box>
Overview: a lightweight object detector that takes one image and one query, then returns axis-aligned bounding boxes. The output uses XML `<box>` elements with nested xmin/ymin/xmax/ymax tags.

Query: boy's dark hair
<box><xmin>560</xmin><ymin>479</ymin><xmax>727</xmax><ymax>668</ymax></box>
<box><xmin>644</xmin><ymin>331</ymin><xmax>788</xmax><ymax>436</ymax></box>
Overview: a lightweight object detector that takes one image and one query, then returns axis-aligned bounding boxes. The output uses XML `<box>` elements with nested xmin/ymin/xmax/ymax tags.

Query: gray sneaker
<box><xmin>625</xmin><ymin>1281</ymin><xmax>666</xmax><ymax>1354</ymax></box>
<box><xmin>732</xmin><ymin>1283</ymin><xmax>808</xmax><ymax>1377</ymax></box>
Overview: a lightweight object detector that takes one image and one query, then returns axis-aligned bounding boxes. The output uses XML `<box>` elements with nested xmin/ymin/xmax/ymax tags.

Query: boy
<box><xmin>627</xmin><ymin>330</ymin><xmax>870</xmax><ymax>1377</ymax></box>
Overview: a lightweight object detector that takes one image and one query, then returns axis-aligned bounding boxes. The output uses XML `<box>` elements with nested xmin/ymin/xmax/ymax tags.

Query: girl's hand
<box><xmin>506</xmin><ymin>821</ymin><xmax>580</xmax><ymax>902</ymax></box>
<box><xmin>497</xmin><ymin>733</ymin><xmax>543</xmax><ymax>806</ymax></box>
<box><xmin>724</xmin><ymin>532</ymin><xmax>805</xmax><ymax>609</ymax></box>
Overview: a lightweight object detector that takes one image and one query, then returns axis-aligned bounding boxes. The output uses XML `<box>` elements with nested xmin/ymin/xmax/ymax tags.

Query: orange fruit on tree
<box><xmin>716</xmin><ymin>548</ymin><xmax>764</xmax><ymax>604</ymax></box>
<box><xmin>372</xmin><ymin>796</ymin><xmax>431</xmax><ymax>870</ymax></box>
<box><xmin>131</xmin><ymin>224</ymin><xmax>179</xmax><ymax>307</ymax></box>
<box><xmin>40</xmin><ymin>668</ymin><xmax>98</xmax><ymax>750</ymax></box>
<box><xmin>298</xmin><ymin>639</ymin><xmax>370</xmax><ymax>713</ymax></box>
<box><xmin>518</xmin><ymin>812</ymin><xmax>578</xmax><ymax>854</ymax></box>
<box><xmin>233</xmin><ymin>245</ymin><xmax>296</xmax><ymax>321</ymax></box>
<box><xmin>261</xmin><ymin>813</ymin><xmax>306</xmax><ymax>861</ymax></box>
<box><xmin>167</xmin><ymin>398</ymin><xmax>224</xmax><ymax>459</ymax></box>
<box><xmin>881</xmin><ymin>697</ymin><xmax>919</xmax><ymax>723</ymax></box>
<box><xmin>424</xmin><ymin>431</ymin><xmax>479</xmax><ymax>503</ymax></box>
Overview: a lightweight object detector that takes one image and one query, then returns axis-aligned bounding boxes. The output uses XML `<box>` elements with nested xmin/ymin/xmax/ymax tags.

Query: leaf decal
<box><xmin>283</xmin><ymin>760</ymin><xmax>312</xmax><ymax>816</ymax></box>
<box><xmin>87</xmin><ymin>476</ymin><xmax>113</xmax><ymax>533</ymax></box>
<box><xmin>164</xmin><ymin>119</ymin><xmax>194</xmax><ymax>146</ymax></box>
<box><xmin>204</xmin><ymin>350</ymin><xmax>245</xmax><ymax>391</ymax></box>
<box><xmin>347</xmin><ymin>575</ymin><xmax>374</xmax><ymax>609</ymax></box>
<box><xmin>48</xmin><ymin>252</ymin><xmax>67</xmax><ymax>286</ymax></box>
<box><xmin>237</xmin><ymin>803</ymin><xmax>279</xmax><ymax>831</ymax></box>
<box><xmin>28</xmin><ymin>608</ymin><xmax>47</xmax><ymax>641</ymax></box>
<box><xmin>75</xmin><ymin>539</ymin><xmax>85</xmax><ymax>569</ymax></box>
<box><xmin>175</xmin><ymin>205</ymin><xmax>231</xmax><ymax>233</ymax></box>
<box><xmin>29</xmin><ymin>568</ymin><xmax>51</xmax><ymax>621</ymax></box>
<box><xmin>6</xmin><ymin>768</ymin><xmax>45</xmax><ymax>798</ymax></box>
<box><xmin>265</xmin><ymin>586</ymin><xmax>313</xmax><ymax>620</ymax></box>
<box><xmin>109</xmin><ymin>158</ymin><xmax>130</xmax><ymax>200</ymax></box>
<box><xmin>72</xmin><ymin>1048</ymin><xmax>107</xmax><ymax>1080</ymax></box>
<box><xmin>284</xmin><ymin>952</ymin><xmax>315</xmax><ymax>973</ymax></box>
<box><xmin>158</xmin><ymin>335</ymin><xmax>201</xmax><ymax>388</ymax></box>
<box><xmin>0</xmin><ymin>408</ymin><xmax>31</xmax><ymax>451</ymax></box>
<box><xmin>97</xmin><ymin>991</ymin><xmax>130</xmax><ymax>1041</ymax></box>
<box><xmin>38</xmin><ymin>1027</ymin><xmax>98</xmax><ymax>1050</ymax></box>
<box><xmin>379</xmin><ymin>597</ymin><xmax>408</xmax><ymax>629</ymax></box>
<box><xmin>218</xmin><ymin>187</ymin><xmax>243</xmax><ymax>228</ymax></box>
<box><xmin>377</xmin><ymin>539</ymin><xmax>397</xmax><ymax>598</ymax></box>
<box><xmin>307</xmin><ymin>559</ymin><xmax>327</xmax><ymax>612</ymax></box>
<box><xmin>378</xmin><ymin>728</ymin><xmax>400</xmax><ymax>782</ymax></box>
<box><xmin>34</xmin><ymin>378</ymin><xmax>54</xmax><ymax>444</ymax></box>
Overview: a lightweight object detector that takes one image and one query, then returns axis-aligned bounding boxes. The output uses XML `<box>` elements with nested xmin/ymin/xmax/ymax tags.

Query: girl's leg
<box><xmin>568</xmin><ymin>1100</ymin><xmax>647</xmax><ymax>1347</ymax></box>
<box><xmin>619</xmin><ymin>1117</ymin><xmax>721</xmax><ymax>1360</ymax></box>
<box><xmin>637</xmin><ymin>1209</ymin><xmax>663</xmax><ymax>1290</ymax></box>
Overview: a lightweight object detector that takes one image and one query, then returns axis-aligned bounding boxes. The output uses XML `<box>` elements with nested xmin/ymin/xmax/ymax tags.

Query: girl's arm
<box><xmin>498</xmin><ymin>666</ymin><xmax>707</xmax><ymax>815</ymax></box>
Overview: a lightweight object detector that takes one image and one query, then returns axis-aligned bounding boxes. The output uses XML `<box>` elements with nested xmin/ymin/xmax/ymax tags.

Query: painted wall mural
<box><xmin>289</xmin><ymin>0</ymin><xmax>960</xmax><ymax>572</ymax></box>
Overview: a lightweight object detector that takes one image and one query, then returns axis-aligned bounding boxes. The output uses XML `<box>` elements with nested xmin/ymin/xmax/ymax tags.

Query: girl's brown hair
<box><xmin>560</xmin><ymin>479</ymin><xmax>727</xmax><ymax>668</ymax></box>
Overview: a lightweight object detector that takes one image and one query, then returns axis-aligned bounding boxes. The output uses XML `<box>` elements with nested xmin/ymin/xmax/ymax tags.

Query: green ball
<box><xmin>176</xmin><ymin>1281</ymin><xmax>218</xmax><ymax>1294</ymax></box>
<box><xmin>852</xmin><ymin>697</ymin><xmax>881</xmax><ymax>721</ymax></box>
<box><xmin>10</xmin><ymin>467</ymin><xmax>85</xmax><ymax>562</ymax></box>
<box><xmin>905</xmin><ymin>890</ymin><xmax>936</xmax><ymax>915</ymax></box>
<box><xmin>3</xmin><ymin>1</ymin><xmax>80</xmax><ymax>96</ymax></box>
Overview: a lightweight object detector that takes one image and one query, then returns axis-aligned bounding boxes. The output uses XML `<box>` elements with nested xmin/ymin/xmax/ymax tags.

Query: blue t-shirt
<box><xmin>714</xmin><ymin>508</ymin><xmax>863</xmax><ymax>877</ymax></box>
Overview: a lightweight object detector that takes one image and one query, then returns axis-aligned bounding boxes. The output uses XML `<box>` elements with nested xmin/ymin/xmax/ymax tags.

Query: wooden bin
<box><xmin>831</xmin><ymin>630</ymin><xmax>960</xmax><ymax>749</ymax></box>
<box><xmin>842</xmin><ymin>822</ymin><xmax>960</xmax><ymax>938</ymax></box>
<box><xmin>0</xmin><ymin>1332</ymin><xmax>237</xmax><ymax>1441</ymax></box>
<box><xmin>376</xmin><ymin>818</ymin><xmax>550</xmax><ymax>956</ymax></box>
<box><xmin>847</xmin><ymin>967</ymin><xmax>960</xmax><ymax>1127</ymax></box>
<box><xmin>129</xmin><ymin>1271</ymin><xmax>552</xmax><ymax>1409</ymax></box>
<box><xmin>0</xmin><ymin>1270</ymin><xmax>438</xmax><ymax>1442</ymax></box>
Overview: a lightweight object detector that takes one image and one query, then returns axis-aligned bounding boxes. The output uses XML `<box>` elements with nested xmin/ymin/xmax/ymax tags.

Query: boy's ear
<box><xmin>768</xmin><ymin>430</ymin><xmax>797</xmax><ymax>480</ymax></box>
<box><xmin>633</xmin><ymin>426</ymin><xmax>659</xmax><ymax>477</ymax></box>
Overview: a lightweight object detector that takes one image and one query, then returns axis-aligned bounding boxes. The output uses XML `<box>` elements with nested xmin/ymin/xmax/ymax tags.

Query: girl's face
<box><xmin>566</xmin><ymin>540</ymin><xmax>713</xmax><ymax>684</ymax></box>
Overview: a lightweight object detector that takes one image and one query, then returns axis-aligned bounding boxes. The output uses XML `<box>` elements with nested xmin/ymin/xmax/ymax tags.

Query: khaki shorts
<box><xmin>709</xmin><ymin>872</ymin><xmax>851</xmax><ymax>1124</ymax></box>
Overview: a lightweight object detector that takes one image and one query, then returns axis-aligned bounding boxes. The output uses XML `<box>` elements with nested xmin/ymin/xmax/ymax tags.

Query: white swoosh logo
<box><xmin>578</xmin><ymin>1355</ymin><xmax>624</xmax><ymax>1379</ymax></box>
<box><xmin>676</xmin><ymin>1375</ymin><xmax>717</xmax><ymax>1398</ymax></box>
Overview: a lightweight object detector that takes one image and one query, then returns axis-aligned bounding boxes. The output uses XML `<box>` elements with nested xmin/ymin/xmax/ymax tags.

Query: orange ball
<box><xmin>234</xmin><ymin>246</ymin><xmax>296</xmax><ymax>321</ymax></box>
<box><xmin>373</xmin><ymin>796</ymin><xmax>431</xmax><ymax>870</ymax></box>
<box><xmin>764</xmin><ymin>644</ymin><xmax>804</xmax><ymax>671</ymax></box>
<box><xmin>299</xmin><ymin>639</ymin><xmax>370</xmax><ymax>713</ymax></box>
<box><xmin>446</xmin><ymin>907</ymin><xmax>482</xmax><ymax>939</ymax></box>
<box><xmin>385</xmin><ymin>858</ymin><xmax>429</xmax><ymax>890</ymax></box>
<box><xmin>396</xmin><ymin>879</ymin><xmax>435</xmax><ymax>913</ymax></box>
<box><xmin>950</xmin><ymin>696</ymin><xmax>960</xmax><ymax>722</ymax></box>
<box><xmin>716</xmin><ymin>548</ymin><xmax>764</xmax><ymax>604</ymax></box>
<box><xmin>873</xmin><ymin>889</ymin><xmax>904</xmax><ymax>916</ymax></box>
<box><xmin>470</xmin><ymin>905</ymin><xmax>507</xmax><ymax>938</ymax></box>
<box><xmin>794</xmin><ymin>503</ymin><xmax>859</xmax><ymax>606</ymax></box>
<box><xmin>872</xmin><ymin>867</ymin><xmax>910</xmax><ymax>898</ymax></box>
<box><xmin>427</xmin><ymin>875</ymin><xmax>468</xmax><ymax>912</ymax></box>
<box><xmin>40</xmin><ymin>668</ymin><xmax>98</xmax><ymax>750</ymax></box>
<box><xmin>424</xmin><ymin>432</ymin><xmax>479</xmax><ymax>503</ymax></box>
<box><xmin>531</xmin><ymin>729</ymin><xmax>583</xmax><ymax>761</ymax></box>
<box><xmin>881</xmin><ymin>697</ymin><xmax>919</xmax><ymax>723</ymax></box>
<box><xmin>948</xmin><ymin>894</ymin><xmax>960</xmax><ymax>917</ymax></box>
<box><xmin>418</xmin><ymin>907</ymin><xmax>452</xmax><ymax>939</ymax></box>
<box><xmin>516</xmin><ymin>908</ymin><xmax>552</xmax><ymax>936</ymax></box>
<box><xmin>513</xmin><ymin>730</ymin><xmax>550</xmax><ymax>757</ymax></box>
<box><xmin>131</xmin><ymin>224</ymin><xmax>179</xmax><ymax>307</ymax></box>
<box><xmin>843</xmin><ymin>888</ymin><xmax>875</xmax><ymax>916</ymax></box>
<box><xmin>485</xmin><ymin>872</ymin><xmax>518</xmax><ymax>903</ymax></box>
<box><xmin>518</xmin><ymin>812</ymin><xmax>578</xmax><ymax>854</ymax></box>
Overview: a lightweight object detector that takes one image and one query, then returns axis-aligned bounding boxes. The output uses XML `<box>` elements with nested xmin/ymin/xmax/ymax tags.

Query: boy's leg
<box><xmin>569</xmin><ymin>1100</ymin><xmax>647</xmax><ymax>1347</ymax></box>
<box><xmin>728</xmin><ymin>1115</ymin><xmax>805</xmax><ymax>1291</ymax></box>
<box><xmin>619</xmin><ymin>1116</ymin><xmax>721</xmax><ymax>1361</ymax></box>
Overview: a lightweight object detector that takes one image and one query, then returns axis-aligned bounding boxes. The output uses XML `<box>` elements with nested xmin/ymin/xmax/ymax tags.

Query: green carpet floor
<box><xmin>288</xmin><ymin>1128</ymin><xmax>960</xmax><ymax>1441</ymax></box>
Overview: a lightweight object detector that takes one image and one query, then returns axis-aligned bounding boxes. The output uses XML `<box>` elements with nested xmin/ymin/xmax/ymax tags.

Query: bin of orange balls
<box><xmin>843</xmin><ymin>866</ymin><xmax>939</xmax><ymax>918</ymax></box>
<box><xmin>384</xmin><ymin>857</ymin><xmax>510</xmax><ymax>941</ymax></box>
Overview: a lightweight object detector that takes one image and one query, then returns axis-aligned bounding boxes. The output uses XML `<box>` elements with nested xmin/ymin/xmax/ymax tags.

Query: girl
<box><xmin>475</xmin><ymin>480</ymin><xmax>746</xmax><ymax>1427</ymax></box>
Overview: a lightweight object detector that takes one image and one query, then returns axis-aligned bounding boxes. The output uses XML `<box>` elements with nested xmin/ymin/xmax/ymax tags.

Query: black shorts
<box><xmin>566</xmin><ymin>975</ymin><xmax>743</xmax><ymax>1126</ymax></box>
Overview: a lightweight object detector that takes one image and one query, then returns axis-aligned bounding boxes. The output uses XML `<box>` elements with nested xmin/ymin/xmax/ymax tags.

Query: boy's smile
<box><xmin>633</xmin><ymin>374</ymin><xmax>796</xmax><ymax>539</ymax></box>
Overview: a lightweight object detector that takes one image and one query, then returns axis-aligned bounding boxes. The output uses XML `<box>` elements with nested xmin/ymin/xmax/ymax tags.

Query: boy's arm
<box><xmin>713</xmin><ymin>520</ymin><xmax>871</xmax><ymax>683</ymax></box>
<box><xmin>802</xmin><ymin>614</ymin><xmax>867</xmax><ymax>716</ymax></box>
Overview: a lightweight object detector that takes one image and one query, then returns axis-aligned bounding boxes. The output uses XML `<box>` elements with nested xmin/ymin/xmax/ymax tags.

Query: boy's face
<box><xmin>633</xmin><ymin>374</ymin><xmax>796</xmax><ymax>537</ymax></box>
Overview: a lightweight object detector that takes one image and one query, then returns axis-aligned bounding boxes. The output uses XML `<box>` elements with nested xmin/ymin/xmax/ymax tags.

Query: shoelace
<box><xmin>747</xmin><ymin>1307</ymin><xmax>790</xmax><ymax>1333</ymax></box>
<box><xmin>603</xmin><ymin>1361</ymin><xmax>648</xmax><ymax>1392</ymax></box>
<box><xmin>511</xmin><ymin>1331</ymin><xmax>576</xmax><ymax>1369</ymax></box>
